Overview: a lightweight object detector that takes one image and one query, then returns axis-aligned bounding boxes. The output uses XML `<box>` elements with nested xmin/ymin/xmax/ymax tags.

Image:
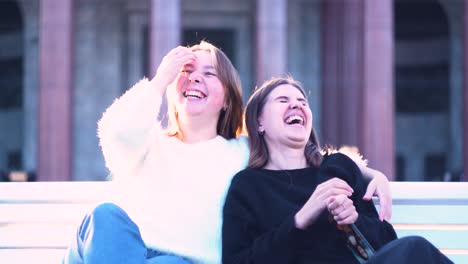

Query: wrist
<box><xmin>295</xmin><ymin>205</ymin><xmax>321</xmax><ymax>230</ymax></box>
<box><xmin>363</xmin><ymin>167</ymin><xmax>381</xmax><ymax>181</ymax></box>
<box><xmin>150</xmin><ymin>74</ymin><xmax>172</xmax><ymax>96</ymax></box>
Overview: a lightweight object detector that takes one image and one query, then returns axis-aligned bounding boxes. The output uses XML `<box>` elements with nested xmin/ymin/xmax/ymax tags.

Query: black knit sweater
<box><xmin>222</xmin><ymin>153</ymin><xmax>397</xmax><ymax>264</ymax></box>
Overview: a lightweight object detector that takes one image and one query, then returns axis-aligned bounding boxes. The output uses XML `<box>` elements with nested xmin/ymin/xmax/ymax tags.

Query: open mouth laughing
<box><xmin>284</xmin><ymin>114</ymin><xmax>305</xmax><ymax>126</ymax></box>
<box><xmin>183</xmin><ymin>89</ymin><xmax>206</xmax><ymax>100</ymax></box>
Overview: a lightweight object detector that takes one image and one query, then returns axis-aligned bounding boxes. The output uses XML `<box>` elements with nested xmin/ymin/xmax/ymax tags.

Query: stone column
<box><xmin>38</xmin><ymin>0</ymin><xmax>73</xmax><ymax>181</ymax></box>
<box><xmin>322</xmin><ymin>0</ymin><xmax>395</xmax><ymax>179</ymax></box>
<box><xmin>463</xmin><ymin>0</ymin><xmax>468</xmax><ymax>181</ymax></box>
<box><xmin>362</xmin><ymin>0</ymin><xmax>395</xmax><ymax>180</ymax></box>
<box><xmin>255</xmin><ymin>0</ymin><xmax>287</xmax><ymax>84</ymax></box>
<box><xmin>18</xmin><ymin>0</ymin><xmax>39</xmax><ymax>175</ymax></box>
<box><xmin>149</xmin><ymin>0</ymin><xmax>181</xmax><ymax>75</ymax></box>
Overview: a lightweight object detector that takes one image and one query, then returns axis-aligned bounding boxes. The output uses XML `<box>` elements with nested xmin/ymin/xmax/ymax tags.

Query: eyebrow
<box><xmin>203</xmin><ymin>65</ymin><xmax>216</xmax><ymax>71</ymax></box>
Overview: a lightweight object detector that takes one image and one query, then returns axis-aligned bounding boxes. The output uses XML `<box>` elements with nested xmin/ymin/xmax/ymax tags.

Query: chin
<box><xmin>286</xmin><ymin>137</ymin><xmax>308</xmax><ymax>146</ymax></box>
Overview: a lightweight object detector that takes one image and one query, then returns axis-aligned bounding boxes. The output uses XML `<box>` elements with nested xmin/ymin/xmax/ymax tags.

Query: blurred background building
<box><xmin>0</xmin><ymin>0</ymin><xmax>467</xmax><ymax>182</ymax></box>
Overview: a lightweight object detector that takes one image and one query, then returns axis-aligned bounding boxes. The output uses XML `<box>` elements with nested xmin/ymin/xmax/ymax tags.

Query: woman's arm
<box><xmin>335</xmin><ymin>147</ymin><xmax>392</xmax><ymax>221</ymax></box>
<box><xmin>222</xmin><ymin>175</ymin><xmax>353</xmax><ymax>264</ymax></box>
<box><xmin>360</xmin><ymin>166</ymin><xmax>392</xmax><ymax>221</ymax></box>
<box><xmin>98</xmin><ymin>46</ymin><xmax>195</xmax><ymax>180</ymax></box>
<box><xmin>98</xmin><ymin>78</ymin><xmax>164</xmax><ymax>180</ymax></box>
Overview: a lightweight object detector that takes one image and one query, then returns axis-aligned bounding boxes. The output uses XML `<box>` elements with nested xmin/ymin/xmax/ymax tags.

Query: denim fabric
<box><xmin>62</xmin><ymin>203</ymin><xmax>191</xmax><ymax>264</ymax></box>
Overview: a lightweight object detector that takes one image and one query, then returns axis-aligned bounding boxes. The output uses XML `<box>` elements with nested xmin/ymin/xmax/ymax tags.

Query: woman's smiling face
<box><xmin>258</xmin><ymin>84</ymin><xmax>313</xmax><ymax>149</ymax></box>
<box><xmin>172</xmin><ymin>50</ymin><xmax>226</xmax><ymax>119</ymax></box>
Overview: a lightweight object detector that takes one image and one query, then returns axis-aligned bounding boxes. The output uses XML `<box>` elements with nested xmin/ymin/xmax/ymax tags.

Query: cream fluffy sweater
<box><xmin>98</xmin><ymin>78</ymin><xmax>249</xmax><ymax>264</ymax></box>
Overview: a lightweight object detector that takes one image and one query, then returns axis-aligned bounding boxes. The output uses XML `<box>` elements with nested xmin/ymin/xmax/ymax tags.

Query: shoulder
<box><xmin>230</xmin><ymin>168</ymin><xmax>258</xmax><ymax>187</ymax></box>
<box><xmin>227</xmin><ymin>168</ymin><xmax>265</xmax><ymax>194</ymax></box>
<box><xmin>323</xmin><ymin>152</ymin><xmax>354</xmax><ymax>165</ymax></box>
<box><xmin>222</xmin><ymin>135</ymin><xmax>250</xmax><ymax>165</ymax></box>
<box><xmin>321</xmin><ymin>153</ymin><xmax>361</xmax><ymax>174</ymax></box>
<box><xmin>224</xmin><ymin>135</ymin><xmax>249</xmax><ymax>151</ymax></box>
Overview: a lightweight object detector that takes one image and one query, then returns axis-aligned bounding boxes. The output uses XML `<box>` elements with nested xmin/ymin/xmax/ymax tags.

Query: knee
<box><xmin>81</xmin><ymin>203</ymin><xmax>127</xmax><ymax>231</ymax></box>
<box><xmin>399</xmin><ymin>236</ymin><xmax>430</xmax><ymax>244</ymax></box>
<box><xmin>398</xmin><ymin>236</ymin><xmax>433</xmax><ymax>250</ymax></box>
<box><xmin>90</xmin><ymin>203</ymin><xmax>125</xmax><ymax>219</ymax></box>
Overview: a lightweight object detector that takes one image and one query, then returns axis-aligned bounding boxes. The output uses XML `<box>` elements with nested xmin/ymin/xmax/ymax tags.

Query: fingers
<box><xmin>154</xmin><ymin>46</ymin><xmax>196</xmax><ymax>85</ymax></box>
<box><xmin>363</xmin><ymin>180</ymin><xmax>376</xmax><ymax>200</ymax></box>
<box><xmin>324</xmin><ymin>188</ymin><xmax>353</xmax><ymax>200</ymax></box>
<box><xmin>327</xmin><ymin>194</ymin><xmax>346</xmax><ymax>211</ymax></box>
<box><xmin>318</xmin><ymin>178</ymin><xmax>353</xmax><ymax>199</ymax></box>
<box><xmin>362</xmin><ymin>176</ymin><xmax>392</xmax><ymax>221</ymax></box>
<box><xmin>166</xmin><ymin>46</ymin><xmax>192</xmax><ymax>58</ymax></box>
<box><xmin>165</xmin><ymin>47</ymin><xmax>196</xmax><ymax>68</ymax></box>
<box><xmin>300</xmin><ymin>178</ymin><xmax>355</xmax><ymax>227</ymax></box>
<box><xmin>327</xmin><ymin>195</ymin><xmax>358</xmax><ymax>224</ymax></box>
<box><xmin>336</xmin><ymin>210</ymin><xmax>359</xmax><ymax>225</ymax></box>
<box><xmin>378</xmin><ymin>195</ymin><xmax>392</xmax><ymax>221</ymax></box>
<box><xmin>313</xmin><ymin>178</ymin><xmax>353</xmax><ymax>212</ymax></box>
<box><xmin>323</xmin><ymin>178</ymin><xmax>353</xmax><ymax>193</ymax></box>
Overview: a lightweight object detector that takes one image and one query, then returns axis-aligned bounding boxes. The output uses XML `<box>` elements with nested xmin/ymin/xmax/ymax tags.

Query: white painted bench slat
<box><xmin>0</xmin><ymin>182</ymin><xmax>113</xmax><ymax>203</ymax></box>
<box><xmin>0</xmin><ymin>204</ymin><xmax>100</xmax><ymax>224</ymax></box>
<box><xmin>0</xmin><ymin>181</ymin><xmax>467</xmax><ymax>264</ymax></box>
<box><xmin>389</xmin><ymin>205</ymin><xmax>468</xmax><ymax>225</ymax></box>
<box><xmin>0</xmin><ymin>224</ymin><xmax>76</xmax><ymax>248</ymax></box>
<box><xmin>394</xmin><ymin>229</ymin><xmax>468</xmax><ymax>249</ymax></box>
<box><xmin>0</xmin><ymin>249</ymin><xmax>65</xmax><ymax>264</ymax></box>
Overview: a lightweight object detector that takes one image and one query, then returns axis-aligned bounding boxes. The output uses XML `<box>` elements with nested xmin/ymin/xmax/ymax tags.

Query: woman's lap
<box><xmin>63</xmin><ymin>202</ymin><xmax>193</xmax><ymax>264</ymax></box>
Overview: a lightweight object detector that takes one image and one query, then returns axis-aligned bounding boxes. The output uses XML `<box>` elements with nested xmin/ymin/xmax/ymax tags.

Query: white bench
<box><xmin>0</xmin><ymin>182</ymin><xmax>467</xmax><ymax>263</ymax></box>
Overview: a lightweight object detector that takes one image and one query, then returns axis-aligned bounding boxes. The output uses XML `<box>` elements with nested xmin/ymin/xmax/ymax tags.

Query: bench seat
<box><xmin>1</xmin><ymin>181</ymin><xmax>467</xmax><ymax>263</ymax></box>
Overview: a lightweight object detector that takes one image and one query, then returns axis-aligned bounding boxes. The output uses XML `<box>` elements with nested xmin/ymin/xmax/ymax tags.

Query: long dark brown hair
<box><xmin>166</xmin><ymin>41</ymin><xmax>243</xmax><ymax>139</ymax></box>
<box><xmin>244</xmin><ymin>77</ymin><xmax>323</xmax><ymax>168</ymax></box>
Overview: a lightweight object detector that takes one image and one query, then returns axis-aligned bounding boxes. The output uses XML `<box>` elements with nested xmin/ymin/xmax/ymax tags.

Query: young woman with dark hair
<box><xmin>222</xmin><ymin>77</ymin><xmax>453</xmax><ymax>264</ymax></box>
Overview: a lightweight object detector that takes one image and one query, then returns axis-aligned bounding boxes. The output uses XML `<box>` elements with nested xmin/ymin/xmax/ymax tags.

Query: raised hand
<box><xmin>151</xmin><ymin>46</ymin><xmax>196</xmax><ymax>95</ymax></box>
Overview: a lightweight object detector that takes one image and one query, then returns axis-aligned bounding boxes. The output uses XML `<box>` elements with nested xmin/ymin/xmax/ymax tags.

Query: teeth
<box><xmin>184</xmin><ymin>90</ymin><xmax>204</xmax><ymax>99</ymax></box>
<box><xmin>285</xmin><ymin>115</ymin><xmax>304</xmax><ymax>125</ymax></box>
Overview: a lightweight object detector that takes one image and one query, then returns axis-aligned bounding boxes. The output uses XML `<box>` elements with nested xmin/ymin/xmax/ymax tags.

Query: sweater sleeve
<box><xmin>97</xmin><ymin>78</ymin><xmax>163</xmax><ymax>180</ymax></box>
<box><xmin>319</xmin><ymin>153</ymin><xmax>397</xmax><ymax>250</ymax></box>
<box><xmin>222</xmin><ymin>176</ymin><xmax>309</xmax><ymax>264</ymax></box>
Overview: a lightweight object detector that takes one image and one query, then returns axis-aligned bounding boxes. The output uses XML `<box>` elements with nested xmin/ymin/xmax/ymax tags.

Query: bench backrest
<box><xmin>0</xmin><ymin>181</ymin><xmax>467</xmax><ymax>263</ymax></box>
<box><xmin>379</xmin><ymin>182</ymin><xmax>468</xmax><ymax>263</ymax></box>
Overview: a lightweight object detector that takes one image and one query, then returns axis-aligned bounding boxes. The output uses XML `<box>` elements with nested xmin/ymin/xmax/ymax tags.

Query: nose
<box><xmin>290</xmin><ymin>100</ymin><xmax>302</xmax><ymax>109</ymax></box>
<box><xmin>188</xmin><ymin>72</ymin><xmax>201</xmax><ymax>83</ymax></box>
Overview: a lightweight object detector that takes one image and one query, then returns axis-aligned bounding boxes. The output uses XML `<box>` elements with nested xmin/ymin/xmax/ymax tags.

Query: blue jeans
<box><xmin>62</xmin><ymin>203</ymin><xmax>191</xmax><ymax>264</ymax></box>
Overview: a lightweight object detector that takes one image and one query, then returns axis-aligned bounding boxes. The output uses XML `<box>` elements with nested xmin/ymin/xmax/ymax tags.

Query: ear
<box><xmin>258</xmin><ymin>125</ymin><xmax>265</xmax><ymax>136</ymax></box>
<box><xmin>258</xmin><ymin>121</ymin><xmax>265</xmax><ymax>134</ymax></box>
